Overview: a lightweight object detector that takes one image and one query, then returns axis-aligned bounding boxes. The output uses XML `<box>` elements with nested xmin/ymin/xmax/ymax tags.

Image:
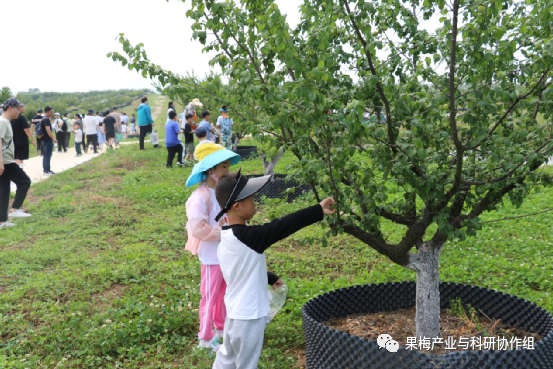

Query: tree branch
<box><xmin>448</xmin><ymin>0</ymin><xmax>464</xmax><ymax>198</ymax></box>
<box><xmin>468</xmin><ymin>69</ymin><xmax>550</xmax><ymax>150</ymax></box>
<box><xmin>211</xmin><ymin>2</ymin><xmax>267</xmax><ymax>85</ymax></box>
<box><xmin>371</xmin><ymin>135</ymin><xmax>426</xmax><ymax>178</ymax></box>
<box><xmin>462</xmin><ymin>142</ymin><xmax>551</xmax><ymax>185</ymax></box>
<box><xmin>457</xmin><ymin>156</ymin><xmax>548</xmax><ymax>227</ymax></box>
<box><xmin>324</xmin><ymin>133</ymin><xmax>341</xmax><ymax>223</ymax></box>
<box><xmin>203</xmin><ymin>11</ymin><xmax>233</xmax><ymax>61</ymax></box>
<box><xmin>480</xmin><ymin>207</ymin><xmax>553</xmax><ymax>224</ymax></box>
<box><xmin>532</xmin><ymin>87</ymin><xmax>544</xmax><ymax>120</ymax></box>
<box><xmin>341</xmin><ymin>223</ymin><xmax>410</xmax><ymax>265</ymax></box>
<box><xmin>341</xmin><ymin>0</ymin><xmax>396</xmax><ymax>153</ymax></box>
<box><xmin>378</xmin><ymin>208</ymin><xmax>417</xmax><ymax>227</ymax></box>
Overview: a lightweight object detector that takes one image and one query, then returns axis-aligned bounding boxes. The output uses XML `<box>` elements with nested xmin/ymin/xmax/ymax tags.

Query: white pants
<box><xmin>212</xmin><ymin>316</ymin><xmax>270</xmax><ymax>369</ymax></box>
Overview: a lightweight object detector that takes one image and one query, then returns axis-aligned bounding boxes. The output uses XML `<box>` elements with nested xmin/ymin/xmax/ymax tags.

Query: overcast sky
<box><xmin>6</xmin><ymin>0</ymin><xmax>443</xmax><ymax>95</ymax></box>
<box><xmin>5</xmin><ymin>0</ymin><xmax>301</xmax><ymax>94</ymax></box>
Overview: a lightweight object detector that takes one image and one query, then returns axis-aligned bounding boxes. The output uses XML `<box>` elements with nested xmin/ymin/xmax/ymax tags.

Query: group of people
<box><xmin>28</xmin><ymin>106</ymin><xmax>128</xmax><ymax>174</ymax></box>
<box><xmin>183</xmin><ymin>138</ymin><xmax>336</xmax><ymax>369</ymax></box>
<box><xmin>164</xmin><ymin>100</ymin><xmax>235</xmax><ymax>169</ymax></box>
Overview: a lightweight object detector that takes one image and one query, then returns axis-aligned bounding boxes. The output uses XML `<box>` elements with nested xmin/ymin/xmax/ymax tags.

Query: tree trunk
<box><xmin>407</xmin><ymin>241</ymin><xmax>444</xmax><ymax>339</ymax></box>
<box><xmin>262</xmin><ymin>149</ymin><xmax>284</xmax><ymax>176</ymax></box>
<box><xmin>232</xmin><ymin>136</ymin><xmax>240</xmax><ymax>151</ymax></box>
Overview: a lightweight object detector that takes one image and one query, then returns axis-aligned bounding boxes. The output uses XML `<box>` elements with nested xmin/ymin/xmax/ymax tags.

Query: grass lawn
<box><xmin>1</xmin><ymin>140</ymin><xmax>553</xmax><ymax>368</ymax></box>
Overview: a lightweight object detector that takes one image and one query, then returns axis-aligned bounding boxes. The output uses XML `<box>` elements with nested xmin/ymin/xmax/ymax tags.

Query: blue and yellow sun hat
<box><xmin>186</xmin><ymin>143</ymin><xmax>241</xmax><ymax>187</ymax></box>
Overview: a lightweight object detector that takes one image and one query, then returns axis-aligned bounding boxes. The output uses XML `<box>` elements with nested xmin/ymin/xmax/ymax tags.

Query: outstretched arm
<box><xmin>230</xmin><ymin>198</ymin><xmax>335</xmax><ymax>254</ymax></box>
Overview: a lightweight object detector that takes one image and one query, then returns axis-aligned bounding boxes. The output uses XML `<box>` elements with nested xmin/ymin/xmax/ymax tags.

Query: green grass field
<box><xmin>1</xmin><ymin>140</ymin><xmax>553</xmax><ymax>368</ymax></box>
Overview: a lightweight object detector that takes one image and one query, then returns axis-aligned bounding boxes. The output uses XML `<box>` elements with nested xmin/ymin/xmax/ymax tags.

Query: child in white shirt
<box><xmin>121</xmin><ymin>122</ymin><xmax>127</xmax><ymax>140</ymax></box>
<box><xmin>73</xmin><ymin>123</ymin><xmax>83</xmax><ymax>157</ymax></box>
<box><xmin>212</xmin><ymin>171</ymin><xmax>335</xmax><ymax>369</ymax></box>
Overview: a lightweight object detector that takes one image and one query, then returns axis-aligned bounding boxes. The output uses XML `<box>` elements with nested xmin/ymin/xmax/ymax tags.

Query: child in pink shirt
<box><xmin>185</xmin><ymin>143</ymin><xmax>241</xmax><ymax>352</ymax></box>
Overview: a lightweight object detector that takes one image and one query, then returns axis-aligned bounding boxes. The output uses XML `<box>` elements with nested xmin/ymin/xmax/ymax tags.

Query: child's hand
<box><xmin>319</xmin><ymin>198</ymin><xmax>336</xmax><ymax>215</ymax></box>
<box><xmin>272</xmin><ymin>279</ymin><xmax>285</xmax><ymax>291</ymax></box>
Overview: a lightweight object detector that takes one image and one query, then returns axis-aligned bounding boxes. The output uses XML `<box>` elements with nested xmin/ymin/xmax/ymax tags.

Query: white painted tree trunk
<box><xmin>406</xmin><ymin>241</ymin><xmax>444</xmax><ymax>339</ymax></box>
<box><xmin>262</xmin><ymin>150</ymin><xmax>284</xmax><ymax>176</ymax></box>
<box><xmin>232</xmin><ymin>137</ymin><xmax>240</xmax><ymax>151</ymax></box>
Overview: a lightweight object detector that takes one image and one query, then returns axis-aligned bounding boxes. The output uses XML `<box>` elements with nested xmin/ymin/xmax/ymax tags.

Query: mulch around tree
<box><xmin>322</xmin><ymin>306</ymin><xmax>544</xmax><ymax>355</ymax></box>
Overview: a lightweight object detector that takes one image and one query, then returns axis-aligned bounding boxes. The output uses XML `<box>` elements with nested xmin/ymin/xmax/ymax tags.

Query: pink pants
<box><xmin>199</xmin><ymin>264</ymin><xmax>227</xmax><ymax>341</ymax></box>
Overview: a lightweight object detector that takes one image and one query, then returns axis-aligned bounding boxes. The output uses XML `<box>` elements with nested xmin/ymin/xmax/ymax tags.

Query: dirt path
<box><xmin>150</xmin><ymin>96</ymin><xmax>166</xmax><ymax>122</ymax></box>
<box><xmin>151</xmin><ymin>104</ymin><xmax>163</xmax><ymax>121</ymax></box>
<box><xmin>10</xmin><ymin>144</ymin><xmax>117</xmax><ymax>192</ymax></box>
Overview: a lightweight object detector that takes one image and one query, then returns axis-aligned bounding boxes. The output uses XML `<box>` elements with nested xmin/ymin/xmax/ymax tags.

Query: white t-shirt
<box><xmin>74</xmin><ymin>129</ymin><xmax>83</xmax><ymax>143</ymax></box>
<box><xmin>218</xmin><ymin>230</ymin><xmax>270</xmax><ymax>320</ymax></box>
<box><xmin>218</xmin><ymin>205</ymin><xmax>323</xmax><ymax>320</ymax></box>
<box><xmin>196</xmin><ymin>188</ymin><xmax>222</xmax><ymax>265</ymax></box>
<box><xmin>83</xmin><ymin>116</ymin><xmax>98</xmax><ymax>135</ymax></box>
<box><xmin>121</xmin><ymin>115</ymin><xmax>129</xmax><ymax>124</ymax></box>
<box><xmin>121</xmin><ymin>124</ymin><xmax>127</xmax><ymax>133</ymax></box>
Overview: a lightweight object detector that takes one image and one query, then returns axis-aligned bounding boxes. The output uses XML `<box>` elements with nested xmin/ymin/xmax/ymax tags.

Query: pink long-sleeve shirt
<box><xmin>185</xmin><ymin>183</ymin><xmax>227</xmax><ymax>265</ymax></box>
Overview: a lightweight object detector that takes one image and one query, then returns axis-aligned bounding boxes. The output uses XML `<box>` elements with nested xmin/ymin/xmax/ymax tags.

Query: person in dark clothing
<box><xmin>103</xmin><ymin>109</ymin><xmax>117</xmax><ymax>149</ymax></box>
<box><xmin>182</xmin><ymin>113</ymin><xmax>195</xmax><ymax>163</ymax></box>
<box><xmin>41</xmin><ymin>106</ymin><xmax>58</xmax><ymax>175</ymax></box>
<box><xmin>62</xmin><ymin>112</ymin><xmax>71</xmax><ymax>150</ymax></box>
<box><xmin>32</xmin><ymin>109</ymin><xmax>44</xmax><ymax>156</ymax></box>
<box><xmin>10</xmin><ymin>104</ymin><xmax>36</xmax><ymax>166</ymax></box>
<box><xmin>165</xmin><ymin>110</ymin><xmax>184</xmax><ymax>168</ymax></box>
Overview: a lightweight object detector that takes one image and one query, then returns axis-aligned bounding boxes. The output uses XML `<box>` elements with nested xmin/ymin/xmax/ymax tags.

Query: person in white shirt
<box><xmin>166</xmin><ymin>101</ymin><xmax>176</xmax><ymax>124</ymax></box>
<box><xmin>212</xmin><ymin>171</ymin><xmax>335</xmax><ymax>368</ymax></box>
<box><xmin>72</xmin><ymin>122</ymin><xmax>83</xmax><ymax>157</ymax></box>
<box><xmin>121</xmin><ymin>112</ymin><xmax>129</xmax><ymax>125</ymax></box>
<box><xmin>95</xmin><ymin>111</ymin><xmax>104</xmax><ymax>126</ymax></box>
<box><xmin>121</xmin><ymin>120</ymin><xmax>127</xmax><ymax>140</ymax></box>
<box><xmin>83</xmin><ymin>110</ymin><xmax>99</xmax><ymax>154</ymax></box>
<box><xmin>53</xmin><ymin>113</ymin><xmax>68</xmax><ymax>152</ymax></box>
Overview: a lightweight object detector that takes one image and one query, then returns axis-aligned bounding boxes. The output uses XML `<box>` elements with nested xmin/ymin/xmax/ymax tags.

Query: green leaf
<box><xmin>318</xmin><ymin>60</ymin><xmax>325</xmax><ymax>69</ymax></box>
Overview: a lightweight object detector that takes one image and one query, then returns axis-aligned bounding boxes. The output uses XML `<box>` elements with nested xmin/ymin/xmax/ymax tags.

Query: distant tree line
<box><xmin>0</xmin><ymin>87</ymin><xmax>151</xmax><ymax>120</ymax></box>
